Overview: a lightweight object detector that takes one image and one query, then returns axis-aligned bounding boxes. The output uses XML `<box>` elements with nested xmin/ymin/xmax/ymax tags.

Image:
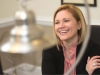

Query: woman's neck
<box><xmin>63</xmin><ymin>35</ymin><xmax>78</xmax><ymax>50</ymax></box>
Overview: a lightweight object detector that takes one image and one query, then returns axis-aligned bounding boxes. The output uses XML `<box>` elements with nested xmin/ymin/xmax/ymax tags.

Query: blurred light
<box><xmin>1</xmin><ymin>9</ymin><xmax>55</xmax><ymax>54</ymax></box>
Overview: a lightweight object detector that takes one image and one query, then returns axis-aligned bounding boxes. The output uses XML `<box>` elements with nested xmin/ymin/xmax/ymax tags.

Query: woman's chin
<box><xmin>60</xmin><ymin>38</ymin><xmax>68</xmax><ymax>41</ymax></box>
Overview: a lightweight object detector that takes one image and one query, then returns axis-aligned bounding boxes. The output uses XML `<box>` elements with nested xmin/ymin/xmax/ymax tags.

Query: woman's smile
<box><xmin>59</xmin><ymin>29</ymin><xmax>69</xmax><ymax>35</ymax></box>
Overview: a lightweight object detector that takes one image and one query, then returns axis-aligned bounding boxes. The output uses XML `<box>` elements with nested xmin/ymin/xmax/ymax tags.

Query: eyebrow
<box><xmin>55</xmin><ymin>18</ymin><xmax>70</xmax><ymax>21</ymax></box>
<box><xmin>55</xmin><ymin>20</ymin><xmax>59</xmax><ymax>22</ymax></box>
<box><xmin>63</xmin><ymin>18</ymin><xmax>70</xmax><ymax>20</ymax></box>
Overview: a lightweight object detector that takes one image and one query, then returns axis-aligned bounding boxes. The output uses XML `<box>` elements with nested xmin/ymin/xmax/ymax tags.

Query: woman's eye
<box><xmin>64</xmin><ymin>20</ymin><xmax>69</xmax><ymax>22</ymax></box>
<box><xmin>55</xmin><ymin>21</ymin><xmax>59</xmax><ymax>24</ymax></box>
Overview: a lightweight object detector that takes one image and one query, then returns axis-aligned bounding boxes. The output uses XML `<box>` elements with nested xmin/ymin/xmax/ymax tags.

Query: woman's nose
<box><xmin>60</xmin><ymin>22</ymin><xmax>65</xmax><ymax>28</ymax></box>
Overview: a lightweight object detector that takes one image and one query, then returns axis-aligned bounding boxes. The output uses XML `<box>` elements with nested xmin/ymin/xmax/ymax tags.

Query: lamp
<box><xmin>1</xmin><ymin>0</ymin><xmax>55</xmax><ymax>53</ymax></box>
<box><xmin>1</xmin><ymin>10</ymin><xmax>55</xmax><ymax>53</ymax></box>
<box><xmin>0</xmin><ymin>0</ymin><xmax>55</xmax><ymax>75</ymax></box>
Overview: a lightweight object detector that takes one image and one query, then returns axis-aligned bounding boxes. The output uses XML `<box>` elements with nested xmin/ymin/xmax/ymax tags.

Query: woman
<box><xmin>42</xmin><ymin>4</ymin><xmax>100</xmax><ymax>75</ymax></box>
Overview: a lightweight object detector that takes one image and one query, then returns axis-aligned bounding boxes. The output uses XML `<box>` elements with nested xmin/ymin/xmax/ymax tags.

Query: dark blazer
<box><xmin>42</xmin><ymin>40</ymin><xmax>100</xmax><ymax>75</ymax></box>
<box><xmin>0</xmin><ymin>59</ymin><xmax>3</xmax><ymax>75</ymax></box>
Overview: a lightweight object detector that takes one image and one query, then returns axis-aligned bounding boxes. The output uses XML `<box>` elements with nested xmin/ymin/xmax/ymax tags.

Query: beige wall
<box><xmin>0</xmin><ymin>0</ymin><xmax>19</xmax><ymax>19</ymax></box>
<box><xmin>27</xmin><ymin>0</ymin><xmax>100</xmax><ymax>25</ymax></box>
<box><xmin>0</xmin><ymin>0</ymin><xmax>100</xmax><ymax>25</ymax></box>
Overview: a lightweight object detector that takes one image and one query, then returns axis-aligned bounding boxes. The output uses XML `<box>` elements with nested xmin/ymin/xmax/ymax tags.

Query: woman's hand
<box><xmin>86</xmin><ymin>56</ymin><xmax>100</xmax><ymax>75</ymax></box>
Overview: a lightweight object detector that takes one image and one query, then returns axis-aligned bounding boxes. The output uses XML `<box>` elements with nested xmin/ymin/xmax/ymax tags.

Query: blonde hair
<box><xmin>53</xmin><ymin>4</ymin><xmax>87</xmax><ymax>48</ymax></box>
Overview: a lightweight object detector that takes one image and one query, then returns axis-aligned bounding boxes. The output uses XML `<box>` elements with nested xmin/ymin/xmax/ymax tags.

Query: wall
<box><xmin>27</xmin><ymin>0</ymin><xmax>100</xmax><ymax>25</ymax></box>
<box><xmin>0</xmin><ymin>0</ymin><xmax>100</xmax><ymax>28</ymax></box>
<box><xmin>0</xmin><ymin>0</ymin><xmax>19</xmax><ymax>19</ymax></box>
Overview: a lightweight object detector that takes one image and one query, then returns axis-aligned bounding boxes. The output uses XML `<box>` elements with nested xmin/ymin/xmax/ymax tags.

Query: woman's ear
<box><xmin>78</xmin><ymin>21</ymin><xmax>81</xmax><ymax>30</ymax></box>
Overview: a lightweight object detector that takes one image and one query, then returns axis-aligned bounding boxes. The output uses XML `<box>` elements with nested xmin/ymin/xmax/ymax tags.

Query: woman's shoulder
<box><xmin>42</xmin><ymin>45</ymin><xmax>63</xmax><ymax>56</ymax></box>
<box><xmin>86</xmin><ymin>40</ymin><xmax>100</xmax><ymax>56</ymax></box>
<box><xmin>43</xmin><ymin>45</ymin><xmax>61</xmax><ymax>53</ymax></box>
<box><xmin>87</xmin><ymin>40</ymin><xmax>100</xmax><ymax>48</ymax></box>
<box><xmin>78</xmin><ymin>40</ymin><xmax>100</xmax><ymax>55</ymax></box>
<box><xmin>80</xmin><ymin>39</ymin><xmax>100</xmax><ymax>49</ymax></box>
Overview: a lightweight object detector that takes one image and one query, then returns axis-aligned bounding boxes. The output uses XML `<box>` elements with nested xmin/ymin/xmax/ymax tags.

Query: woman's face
<box><xmin>54</xmin><ymin>10</ymin><xmax>81</xmax><ymax>41</ymax></box>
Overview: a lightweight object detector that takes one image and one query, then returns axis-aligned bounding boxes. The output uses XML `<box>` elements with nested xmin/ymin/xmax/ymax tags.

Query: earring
<box><xmin>78</xmin><ymin>28</ymin><xmax>80</xmax><ymax>30</ymax></box>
